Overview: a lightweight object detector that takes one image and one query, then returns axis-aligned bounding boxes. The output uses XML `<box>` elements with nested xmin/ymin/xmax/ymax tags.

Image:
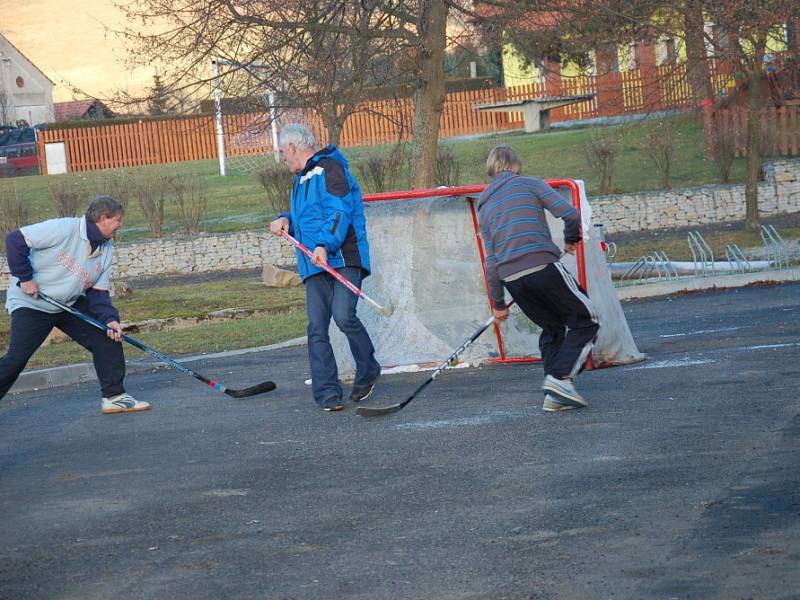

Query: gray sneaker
<box><xmin>102</xmin><ymin>393</ymin><xmax>151</xmax><ymax>414</ymax></box>
<box><xmin>543</xmin><ymin>393</ymin><xmax>587</xmax><ymax>412</ymax></box>
<box><xmin>542</xmin><ymin>374</ymin><xmax>586</xmax><ymax>405</ymax></box>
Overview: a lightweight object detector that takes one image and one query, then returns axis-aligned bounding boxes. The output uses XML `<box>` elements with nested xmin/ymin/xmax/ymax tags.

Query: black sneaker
<box><xmin>349</xmin><ymin>379</ymin><xmax>378</xmax><ymax>403</ymax></box>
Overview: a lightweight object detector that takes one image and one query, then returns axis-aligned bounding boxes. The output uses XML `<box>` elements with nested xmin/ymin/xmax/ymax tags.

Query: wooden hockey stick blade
<box><xmin>377</xmin><ymin>300</ymin><xmax>396</xmax><ymax>317</ymax></box>
<box><xmin>224</xmin><ymin>381</ymin><xmax>277</xmax><ymax>398</ymax></box>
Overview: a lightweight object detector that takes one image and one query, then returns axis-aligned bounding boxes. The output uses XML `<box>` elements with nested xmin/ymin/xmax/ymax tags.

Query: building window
<box><xmin>620</xmin><ymin>43</ymin><xmax>640</xmax><ymax>71</ymax></box>
<box><xmin>657</xmin><ymin>37</ymin><xmax>679</xmax><ymax>66</ymax></box>
<box><xmin>596</xmin><ymin>43</ymin><xmax>619</xmax><ymax>74</ymax></box>
<box><xmin>712</xmin><ymin>24</ymin><xmax>730</xmax><ymax>54</ymax></box>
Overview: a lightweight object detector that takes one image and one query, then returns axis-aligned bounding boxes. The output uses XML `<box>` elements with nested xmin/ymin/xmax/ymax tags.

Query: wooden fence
<box><xmin>712</xmin><ymin>103</ymin><xmax>800</xmax><ymax>158</ymax></box>
<box><xmin>35</xmin><ymin>61</ymin><xmax>796</xmax><ymax>174</ymax></box>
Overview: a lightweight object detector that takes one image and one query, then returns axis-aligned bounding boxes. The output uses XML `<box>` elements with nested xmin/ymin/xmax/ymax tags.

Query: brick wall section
<box><xmin>1</xmin><ymin>159</ymin><xmax>798</xmax><ymax>288</ymax></box>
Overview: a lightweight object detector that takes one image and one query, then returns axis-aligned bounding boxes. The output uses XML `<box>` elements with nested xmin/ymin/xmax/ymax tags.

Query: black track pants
<box><xmin>0</xmin><ymin>297</ymin><xmax>126</xmax><ymax>400</ymax></box>
<box><xmin>504</xmin><ymin>262</ymin><xmax>600</xmax><ymax>379</ymax></box>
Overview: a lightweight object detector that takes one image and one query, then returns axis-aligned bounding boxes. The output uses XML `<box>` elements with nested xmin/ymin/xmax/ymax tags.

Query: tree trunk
<box><xmin>787</xmin><ymin>19</ymin><xmax>798</xmax><ymax>54</ymax></box>
<box><xmin>744</xmin><ymin>61</ymin><xmax>764</xmax><ymax>230</ymax></box>
<box><xmin>682</xmin><ymin>0</ymin><xmax>713</xmax><ymax>104</ymax></box>
<box><xmin>320</xmin><ymin>102</ymin><xmax>350</xmax><ymax>147</ymax></box>
<box><xmin>409</xmin><ymin>0</ymin><xmax>449</xmax><ymax>188</ymax></box>
<box><xmin>326</xmin><ymin>118</ymin><xmax>342</xmax><ymax>147</ymax></box>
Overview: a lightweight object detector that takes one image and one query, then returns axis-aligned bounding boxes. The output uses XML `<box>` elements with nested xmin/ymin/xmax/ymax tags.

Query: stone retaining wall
<box><xmin>111</xmin><ymin>230</ymin><xmax>296</xmax><ymax>279</ymax></box>
<box><xmin>592</xmin><ymin>159</ymin><xmax>800</xmax><ymax>234</ymax></box>
<box><xmin>1</xmin><ymin>158</ymin><xmax>798</xmax><ymax>288</ymax></box>
<box><xmin>0</xmin><ymin>230</ymin><xmax>296</xmax><ymax>289</ymax></box>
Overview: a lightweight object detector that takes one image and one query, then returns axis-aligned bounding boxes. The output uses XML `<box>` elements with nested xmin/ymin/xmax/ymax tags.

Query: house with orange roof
<box><xmin>53</xmin><ymin>99</ymin><xmax>115</xmax><ymax>122</ymax></box>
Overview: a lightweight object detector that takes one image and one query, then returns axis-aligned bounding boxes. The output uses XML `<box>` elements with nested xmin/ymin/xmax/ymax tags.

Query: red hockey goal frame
<box><xmin>363</xmin><ymin>179</ymin><xmax>590</xmax><ymax>367</ymax></box>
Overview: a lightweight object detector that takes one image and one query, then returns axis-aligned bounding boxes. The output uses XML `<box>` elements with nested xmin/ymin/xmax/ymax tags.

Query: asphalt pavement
<box><xmin>1</xmin><ymin>282</ymin><xmax>799</xmax><ymax>600</ymax></box>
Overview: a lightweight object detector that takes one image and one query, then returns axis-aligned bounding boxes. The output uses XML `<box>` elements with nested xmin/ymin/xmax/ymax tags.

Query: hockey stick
<box><xmin>38</xmin><ymin>292</ymin><xmax>276</xmax><ymax>399</ymax></box>
<box><xmin>280</xmin><ymin>230</ymin><xmax>395</xmax><ymax>316</ymax></box>
<box><xmin>355</xmin><ymin>300</ymin><xmax>516</xmax><ymax>416</ymax></box>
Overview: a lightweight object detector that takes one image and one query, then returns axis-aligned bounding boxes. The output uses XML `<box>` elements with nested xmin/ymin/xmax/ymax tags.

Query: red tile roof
<box><xmin>53</xmin><ymin>99</ymin><xmax>112</xmax><ymax>121</ymax></box>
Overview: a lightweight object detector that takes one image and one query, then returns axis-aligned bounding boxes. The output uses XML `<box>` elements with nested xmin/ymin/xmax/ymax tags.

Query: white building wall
<box><xmin>0</xmin><ymin>34</ymin><xmax>54</xmax><ymax>126</ymax></box>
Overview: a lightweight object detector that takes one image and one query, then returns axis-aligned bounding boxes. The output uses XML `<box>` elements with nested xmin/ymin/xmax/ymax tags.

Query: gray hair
<box><xmin>85</xmin><ymin>196</ymin><xmax>125</xmax><ymax>222</ymax></box>
<box><xmin>485</xmin><ymin>144</ymin><xmax>522</xmax><ymax>177</ymax></box>
<box><xmin>278</xmin><ymin>123</ymin><xmax>317</xmax><ymax>151</ymax></box>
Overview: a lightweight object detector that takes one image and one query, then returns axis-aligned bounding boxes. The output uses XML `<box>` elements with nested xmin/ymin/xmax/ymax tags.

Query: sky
<box><xmin>0</xmin><ymin>0</ymin><xmax>153</xmax><ymax>102</ymax></box>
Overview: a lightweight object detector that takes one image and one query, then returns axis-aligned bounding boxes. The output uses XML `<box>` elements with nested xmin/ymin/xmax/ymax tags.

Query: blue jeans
<box><xmin>305</xmin><ymin>268</ymin><xmax>381</xmax><ymax>406</ymax></box>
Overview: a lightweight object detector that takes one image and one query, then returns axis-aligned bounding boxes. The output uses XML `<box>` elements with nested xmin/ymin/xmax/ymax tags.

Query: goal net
<box><xmin>330</xmin><ymin>180</ymin><xmax>645</xmax><ymax>376</ymax></box>
<box><xmin>214</xmin><ymin>92</ymin><xmax>280</xmax><ymax>175</ymax></box>
<box><xmin>211</xmin><ymin>59</ymin><xmax>287</xmax><ymax>176</ymax></box>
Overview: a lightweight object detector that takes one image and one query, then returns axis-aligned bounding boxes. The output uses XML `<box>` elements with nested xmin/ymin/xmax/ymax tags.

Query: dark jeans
<box><xmin>504</xmin><ymin>262</ymin><xmax>600</xmax><ymax>380</ymax></box>
<box><xmin>0</xmin><ymin>297</ymin><xmax>126</xmax><ymax>400</ymax></box>
<box><xmin>305</xmin><ymin>268</ymin><xmax>380</xmax><ymax>406</ymax></box>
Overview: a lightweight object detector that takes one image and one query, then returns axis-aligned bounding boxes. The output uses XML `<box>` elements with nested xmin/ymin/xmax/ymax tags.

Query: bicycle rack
<box><xmin>760</xmin><ymin>224</ymin><xmax>789</xmax><ymax>270</ymax></box>
<box><xmin>594</xmin><ymin>223</ymin><xmax>618</xmax><ymax>265</ymax></box>
<box><xmin>621</xmin><ymin>256</ymin><xmax>649</xmax><ymax>281</ymax></box>
<box><xmin>688</xmin><ymin>231</ymin><xmax>715</xmax><ymax>277</ymax></box>
<box><xmin>621</xmin><ymin>250</ymin><xmax>676</xmax><ymax>281</ymax></box>
<box><xmin>654</xmin><ymin>250</ymin><xmax>678</xmax><ymax>280</ymax></box>
<box><xmin>724</xmin><ymin>243</ymin><xmax>751</xmax><ymax>273</ymax></box>
<box><xmin>605</xmin><ymin>241</ymin><xmax>618</xmax><ymax>264</ymax></box>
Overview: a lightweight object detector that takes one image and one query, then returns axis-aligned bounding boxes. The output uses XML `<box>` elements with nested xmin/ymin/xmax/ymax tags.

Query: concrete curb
<box><xmin>8</xmin><ymin>336</ymin><xmax>308</xmax><ymax>396</ymax></box>
<box><xmin>615</xmin><ymin>267</ymin><xmax>799</xmax><ymax>301</ymax></box>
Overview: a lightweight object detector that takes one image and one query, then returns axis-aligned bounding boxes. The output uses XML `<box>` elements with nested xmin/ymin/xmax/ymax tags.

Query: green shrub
<box><xmin>0</xmin><ymin>183</ymin><xmax>29</xmax><ymax>252</ymax></box>
<box><xmin>48</xmin><ymin>175</ymin><xmax>84</xmax><ymax>217</ymax></box>
<box><xmin>582</xmin><ymin>128</ymin><xmax>621</xmax><ymax>194</ymax></box>
<box><xmin>256</xmin><ymin>162</ymin><xmax>294</xmax><ymax>215</ymax></box>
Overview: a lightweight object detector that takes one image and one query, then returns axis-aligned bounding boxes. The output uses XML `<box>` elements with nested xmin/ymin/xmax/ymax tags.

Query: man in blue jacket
<box><xmin>269</xmin><ymin>124</ymin><xmax>380</xmax><ymax>411</ymax></box>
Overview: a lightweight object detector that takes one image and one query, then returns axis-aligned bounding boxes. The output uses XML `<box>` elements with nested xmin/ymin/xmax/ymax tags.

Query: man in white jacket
<box><xmin>0</xmin><ymin>196</ymin><xmax>149</xmax><ymax>414</ymax></box>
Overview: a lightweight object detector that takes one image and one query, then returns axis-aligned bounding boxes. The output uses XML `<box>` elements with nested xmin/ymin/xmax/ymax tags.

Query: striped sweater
<box><xmin>477</xmin><ymin>172</ymin><xmax>581</xmax><ymax>310</ymax></box>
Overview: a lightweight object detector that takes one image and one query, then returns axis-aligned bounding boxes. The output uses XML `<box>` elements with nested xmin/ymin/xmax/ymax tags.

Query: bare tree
<box><xmin>482</xmin><ymin>0</ymin><xmax>797</xmax><ymax>228</ymax></box>
<box><xmin>702</xmin><ymin>2</ymin><xmax>796</xmax><ymax>229</ymax></box>
<box><xmin>116</xmin><ymin>0</ymin><xmax>467</xmax><ymax>187</ymax></box>
<box><xmin>681</xmin><ymin>0</ymin><xmax>713</xmax><ymax>105</ymax></box>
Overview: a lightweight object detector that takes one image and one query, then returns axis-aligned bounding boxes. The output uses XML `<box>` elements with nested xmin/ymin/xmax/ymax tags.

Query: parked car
<box><xmin>0</xmin><ymin>126</ymin><xmax>40</xmax><ymax>177</ymax></box>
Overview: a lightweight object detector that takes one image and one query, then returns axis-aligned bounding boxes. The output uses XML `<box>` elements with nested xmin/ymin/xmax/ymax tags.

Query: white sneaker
<box><xmin>542</xmin><ymin>374</ymin><xmax>587</xmax><ymax>406</ymax></box>
<box><xmin>102</xmin><ymin>393</ymin><xmax>151</xmax><ymax>414</ymax></box>
<box><xmin>543</xmin><ymin>393</ymin><xmax>587</xmax><ymax>412</ymax></box>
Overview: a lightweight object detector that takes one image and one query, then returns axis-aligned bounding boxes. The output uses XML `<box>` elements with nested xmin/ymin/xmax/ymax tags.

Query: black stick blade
<box><xmin>225</xmin><ymin>381</ymin><xmax>277</xmax><ymax>398</ymax></box>
<box><xmin>355</xmin><ymin>403</ymin><xmax>405</xmax><ymax>417</ymax></box>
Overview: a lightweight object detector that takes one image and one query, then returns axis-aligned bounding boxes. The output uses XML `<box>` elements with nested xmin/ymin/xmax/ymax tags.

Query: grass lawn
<box><xmin>115</xmin><ymin>278</ymin><xmax>305</xmax><ymax>320</ymax></box>
<box><xmin>0</xmin><ymin>279</ymin><xmax>306</xmax><ymax>368</ymax></box>
<box><xmin>1</xmin><ymin>113</ymin><xmax>753</xmax><ymax>246</ymax></box>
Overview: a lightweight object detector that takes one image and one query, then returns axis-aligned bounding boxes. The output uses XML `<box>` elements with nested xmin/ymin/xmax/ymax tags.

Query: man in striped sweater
<box><xmin>477</xmin><ymin>144</ymin><xmax>600</xmax><ymax>412</ymax></box>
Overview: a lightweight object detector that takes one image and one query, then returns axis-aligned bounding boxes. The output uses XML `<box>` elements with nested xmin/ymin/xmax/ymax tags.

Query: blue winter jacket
<box><xmin>280</xmin><ymin>146</ymin><xmax>371</xmax><ymax>281</ymax></box>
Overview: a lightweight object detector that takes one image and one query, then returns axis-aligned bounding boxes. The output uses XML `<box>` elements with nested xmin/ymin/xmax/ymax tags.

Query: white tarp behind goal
<box><xmin>330</xmin><ymin>182</ymin><xmax>644</xmax><ymax>375</ymax></box>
